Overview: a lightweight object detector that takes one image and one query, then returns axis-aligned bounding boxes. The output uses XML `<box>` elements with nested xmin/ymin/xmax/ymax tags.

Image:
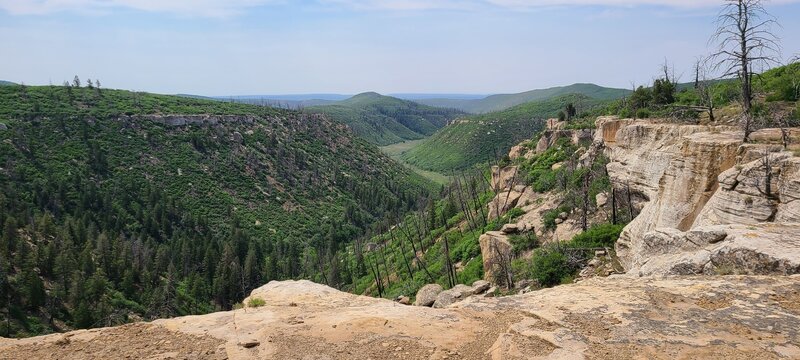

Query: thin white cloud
<box><xmin>1</xmin><ymin>0</ymin><xmax>799</xmax><ymax>17</ymax></box>
<box><xmin>0</xmin><ymin>0</ymin><xmax>281</xmax><ymax>17</ymax></box>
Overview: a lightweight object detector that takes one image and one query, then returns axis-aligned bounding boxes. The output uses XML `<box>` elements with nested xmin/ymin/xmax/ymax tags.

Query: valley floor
<box><xmin>380</xmin><ymin>139</ymin><xmax>451</xmax><ymax>185</ymax></box>
<box><xmin>2</xmin><ymin>276</ymin><xmax>799</xmax><ymax>359</ymax></box>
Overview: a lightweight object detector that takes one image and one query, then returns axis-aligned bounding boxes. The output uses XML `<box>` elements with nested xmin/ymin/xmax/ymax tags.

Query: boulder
<box><xmin>0</xmin><ymin>123</ymin><xmax>7</xmax><ymax>131</ymax></box>
<box><xmin>479</xmin><ymin>232</ymin><xmax>513</xmax><ymax>283</ymax></box>
<box><xmin>685</xmin><ymin>229</ymin><xmax>727</xmax><ymax>245</ymax></box>
<box><xmin>500</xmin><ymin>223</ymin><xmax>519</xmax><ymax>235</ymax></box>
<box><xmin>432</xmin><ymin>285</ymin><xmax>473</xmax><ymax>308</ymax></box>
<box><xmin>398</xmin><ymin>296</ymin><xmax>411</xmax><ymax>305</ymax></box>
<box><xmin>596</xmin><ymin>192</ymin><xmax>608</xmax><ymax>207</ymax></box>
<box><xmin>232</xmin><ymin>131</ymin><xmax>244</xmax><ymax>143</ymax></box>
<box><xmin>414</xmin><ymin>284</ymin><xmax>443</xmax><ymax>307</ymax></box>
<box><xmin>471</xmin><ymin>280</ymin><xmax>491</xmax><ymax>295</ymax></box>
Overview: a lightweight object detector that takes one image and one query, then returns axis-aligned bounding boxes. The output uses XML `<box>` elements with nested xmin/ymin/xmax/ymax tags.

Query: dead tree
<box><xmin>710</xmin><ymin>0</ymin><xmax>781</xmax><ymax>141</ymax></box>
<box><xmin>756</xmin><ymin>148</ymin><xmax>778</xmax><ymax>201</ymax></box>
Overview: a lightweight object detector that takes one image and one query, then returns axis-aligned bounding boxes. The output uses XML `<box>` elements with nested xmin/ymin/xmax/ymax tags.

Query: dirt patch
<box><xmin>587</xmin><ymin>343</ymin><xmax>780</xmax><ymax>360</ymax></box>
<box><xmin>0</xmin><ymin>323</ymin><xmax>225</xmax><ymax>360</ymax></box>
<box><xmin>695</xmin><ymin>294</ymin><xmax>734</xmax><ymax>310</ymax></box>
<box><xmin>770</xmin><ymin>288</ymin><xmax>800</xmax><ymax>314</ymax></box>
<box><xmin>271</xmin><ymin>334</ymin><xmax>433</xmax><ymax>360</ymax></box>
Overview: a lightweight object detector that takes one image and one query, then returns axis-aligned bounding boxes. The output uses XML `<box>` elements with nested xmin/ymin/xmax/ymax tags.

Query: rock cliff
<box><xmin>598</xmin><ymin>117</ymin><xmax>800</xmax><ymax>276</ymax></box>
<box><xmin>2</xmin><ymin>277</ymin><xmax>799</xmax><ymax>359</ymax></box>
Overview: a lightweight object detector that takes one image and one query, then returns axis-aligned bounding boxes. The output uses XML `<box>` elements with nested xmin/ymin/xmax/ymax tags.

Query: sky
<box><xmin>1</xmin><ymin>0</ymin><xmax>799</xmax><ymax>96</ymax></box>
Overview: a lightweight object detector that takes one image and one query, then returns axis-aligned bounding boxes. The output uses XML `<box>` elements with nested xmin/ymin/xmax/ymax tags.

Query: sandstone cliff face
<box><xmin>600</xmin><ymin>118</ymin><xmax>800</xmax><ymax>276</ymax></box>
<box><xmin>3</xmin><ymin>277</ymin><xmax>799</xmax><ymax>359</ymax></box>
<box><xmin>606</xmin><ymin>121</ymin><xmax>741</xmax><ymax>269</ymax></box>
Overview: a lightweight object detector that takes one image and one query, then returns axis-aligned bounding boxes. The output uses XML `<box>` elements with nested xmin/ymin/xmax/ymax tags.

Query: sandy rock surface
<box><xmin>2</xmin><ymin>277</ymin><xmax>800</xmax><ymax>359</ymax></box>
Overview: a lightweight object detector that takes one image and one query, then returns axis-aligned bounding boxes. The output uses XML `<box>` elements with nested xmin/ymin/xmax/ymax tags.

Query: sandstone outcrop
<box><xmin>535</xmin><ymin>128</ymin><xmax>593</xmax><ymax>154</ymax></box>
<box><xmin>604</xmin><ymin>120</ymin><xmax>742</xmax><ymax>270</ymax></box>
<box><xmin>597</xmin><ymin>117</ymin><xmax>800</xmax><ymax>276</ymax></box>
<box><xmin>4</xmin><ymin>277</ymin><xmax>800</xmax><ymax>359</ymax></box>
<box><xmin>479</xmin><ymin>231</ymin><xmax>513</xmax><ymax>282</ymax></box>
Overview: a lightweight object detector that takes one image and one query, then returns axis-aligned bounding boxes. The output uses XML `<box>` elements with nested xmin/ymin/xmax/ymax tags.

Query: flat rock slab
<box><xmin>2</xmin><ymin>277</ymin><xmax>800</xmax><ymax>359</ymax></box>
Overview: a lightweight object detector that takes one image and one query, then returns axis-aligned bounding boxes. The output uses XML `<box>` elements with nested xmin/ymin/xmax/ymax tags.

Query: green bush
<box><xmin>635</xmin><ymin>108</ymin><xmax>651</xmax><ymax>119</ymax></box>
<box><xmin>542</xmin><ymin>206</ymin><xmax>570</xmax><ymax>231</ymax></box>
<box><xmin>570</xmin><ymin>223</ymin><xmax>624</xmax><ymax>248</ymax></box>
<box><xmin>509</xmin><ymin>233</ymin><xmax>539</xmax><ymax>255</ymax></box>
<box><xmin>529</xmin><ymin>248</ymin><xmax>575</xmax><ymax>287</ymax></box>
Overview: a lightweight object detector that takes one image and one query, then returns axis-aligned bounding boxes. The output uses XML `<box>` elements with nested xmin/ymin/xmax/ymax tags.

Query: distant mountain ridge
<box><xmin>416</xmin><ymin>83</ymin><xmax>631</xmax><ymax>114</ymax></box>
<box><xmin>306</xmin><ymin>92</ymin><xmax>466</xmax><ymax>146</ymax></box>
<box><xmin>0</xmin><ymin>80</ymin><xmax>16</xmax><ymax>86</ymax></box>
<box><xmin>402</xmin><ymin>93</ymin><xmax>608</xmax><ymax>172</ymax></box>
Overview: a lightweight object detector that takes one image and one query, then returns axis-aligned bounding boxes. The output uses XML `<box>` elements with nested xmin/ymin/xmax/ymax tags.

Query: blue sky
<box><xmin>1</xmin><ymin>0</ymin><xmax>799</xmax><ymax>95</ymax></box>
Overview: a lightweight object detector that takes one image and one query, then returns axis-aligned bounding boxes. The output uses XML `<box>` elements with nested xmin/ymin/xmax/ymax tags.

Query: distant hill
<box><xmin>306</xmin><ymin>92</ymin><xmax>466</xmax><ymax>146</ymax></box>
<box><xmin>416</xmin><ymin>83</ymin><xmax>630</xmax><ymax>114</ymax></box>
<box><xmin>402</xmin><ymin>93</ymin><xmax>606</xmax><ymax>172</ymax></box>
<box><xmin>0</xmin><ymin>80</ymin><xmax>16</xmax><ymax>86</ymax></box>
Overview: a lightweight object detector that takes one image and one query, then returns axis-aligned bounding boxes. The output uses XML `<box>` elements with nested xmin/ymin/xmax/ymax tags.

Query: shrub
<box><xmin>529</xmin><ymin>248</ymin><xmax>575</xmax><ymax>287</ymax></box>
<box><xmin>506</xmin><ymin>207</ymin><xmax>526</xmax><ymax>221</ymax></box>
<box><xmin>570</xmin><ymin>223</ymin><xmax>624</xmax><ymax>248</ymax></box>
<box><xmin>509</xmin><ymin>233</ymin><xmax>539</xmax><ymax>255</ymax></box>
<box><xmin>247</xmin><ymin>297</ymin><xmax>266</xmax><ymax>308</ymax></box>
<box><xmin>635</xmin><ymin>108</ymin><xmax>651</xmax><ymax>119</ymax></box>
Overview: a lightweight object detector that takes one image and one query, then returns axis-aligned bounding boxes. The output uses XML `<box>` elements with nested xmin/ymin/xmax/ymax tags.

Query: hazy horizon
<box><xmin>1</xmin><ymin>0</ymin><xmax>799</xmax><ymax>95</ymax></box>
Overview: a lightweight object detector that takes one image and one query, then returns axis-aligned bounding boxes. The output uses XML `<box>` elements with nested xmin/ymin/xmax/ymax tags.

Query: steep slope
<box><xmin>402</xmin><ymin>93</ymin><xmax>600</xmax><ymax>172</ymax></box>
<box><xmin>2</xmin><ymin>277</ymin><xmax>799</xmax><ymax>359</ymax></box>
<box><xmin>0</xmin><ymin>84</ymin><xmax>432</xmax><ymax>337</ymax></box>
<box><xmin>307</xmin><ymin>92</ymin><xmax>465</xmax><ymax>146</ymax></box>
<box><xmin>417</xmin><ymin>83</ymin><xmax>630</xmax><ymax>114</ymax></box>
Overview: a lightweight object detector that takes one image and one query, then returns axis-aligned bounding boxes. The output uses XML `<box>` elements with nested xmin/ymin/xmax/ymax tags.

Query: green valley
<box><xmin>306</xmin><ymin>92</ymin><xmax>465</xmax><ymax>146</ymax></box>
<box><xmin>0</xmin><ymin>84</ymin><xmax>433</xmax><ymax>337</ymax></box>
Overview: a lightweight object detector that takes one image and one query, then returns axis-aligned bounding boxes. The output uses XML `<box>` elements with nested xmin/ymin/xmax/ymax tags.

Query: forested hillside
<box><xmin>416</xmin><ymin>84</ymin><xmax>630</xmax><ymax>114</ymax></box>
<box><xmin>307</xmin><ymin>92</ymin><xmax>465</xmax><ymax>146</ymax></box>
<box><xmin>0</xmin><ymin>84</ymin><xmax>432</xmax><ymax>337</ymax></box>
<box><xmin>402</xmin><ymin>93</ymin><xmax>603</xmax><ymax>172</ymax></box>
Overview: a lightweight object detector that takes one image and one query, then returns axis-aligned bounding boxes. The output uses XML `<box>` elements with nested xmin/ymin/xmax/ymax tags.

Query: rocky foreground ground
<box><xmin>1</xmin><ymin>276</ymin><xmax>799</xmax><ymax>359</ymax></box>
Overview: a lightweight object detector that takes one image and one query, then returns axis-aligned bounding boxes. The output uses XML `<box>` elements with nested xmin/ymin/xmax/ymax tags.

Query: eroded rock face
<box><xmin>4</xmin><ymin>278</ymin><xmax>800</xmax><ymax>359</ymax></box>
<box><xmin>535</xmin><ymin>129</ymin><xmax>593</xmax><ymax>154</ymax></box>
<box><xmin>490</xmin><ymin>165</ymin><xmax>521</xmax><ymax>191</ymax></box>
<box><xmin>600</xmin><ymin>118</ymin><xmax>800</xmax><ymax>277</ymax></box>
<box><xmin>606</xmin><ymin>122</ymin><xmax>741</xmax><ymax>270</ymax></box>
<box><xmin>479</xmin><ymin>231</ymin><xmax>513</xmax><ymax>283</ymax></box>
<box><xmin>693</xmin><ymin>152</ymin><xmax>800</xmax><ymax>227</ymax></box>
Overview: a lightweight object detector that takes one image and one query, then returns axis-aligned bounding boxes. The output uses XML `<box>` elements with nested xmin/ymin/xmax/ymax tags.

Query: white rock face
<box><xmin>601</xmin><ymin>118</ymin><xmax>800</xmax><ymax>276</ymax></box>
<box><xmin>605</xmin><ymin>121</ymin><xmax>741</xmax><ymax>270</ymax></box>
